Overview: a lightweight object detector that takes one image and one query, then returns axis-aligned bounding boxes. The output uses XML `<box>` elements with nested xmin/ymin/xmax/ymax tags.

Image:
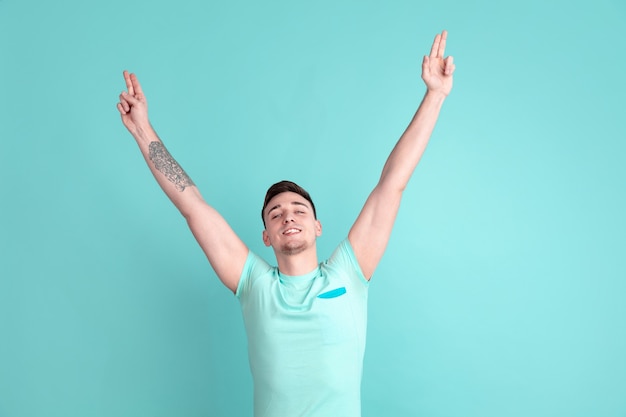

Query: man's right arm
<box><xmin>117</xmin><ymin>71</ymin><xmax>247</xmax><ymax>293</ymax></box>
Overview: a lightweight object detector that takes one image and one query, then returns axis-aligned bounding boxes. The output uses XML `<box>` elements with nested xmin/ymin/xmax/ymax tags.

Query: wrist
<box><xmin>423</xmin><ymin>90</ymin><xmax>447</xmax><ymax>108</ymax></box>
<box><xmin>132</xmin><ymin>122</ymin><xmax>157</xmax><ymax>144</ymax></box>
<box><xmin>424</xmin><ymin>89</ymin><xmax>448</xmax><ymax>101</ymax></box>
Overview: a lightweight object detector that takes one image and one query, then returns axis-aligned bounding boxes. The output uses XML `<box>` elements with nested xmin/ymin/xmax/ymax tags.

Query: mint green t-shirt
<box><xmin>236</xmin><ymin>239</ymin><xmax>370</xmax><ymax>417</ymax></box>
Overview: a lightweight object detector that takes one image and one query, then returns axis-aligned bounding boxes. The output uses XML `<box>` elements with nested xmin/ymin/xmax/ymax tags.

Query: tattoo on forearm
<box><xmin>148</xmin><ymin>141</ymin><xmax>195</xmax><ymax>192</ymax></box>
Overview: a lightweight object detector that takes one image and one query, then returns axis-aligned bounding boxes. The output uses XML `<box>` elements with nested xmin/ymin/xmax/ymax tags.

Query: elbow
<box><xmin>177</xmin><ymin>200</ymin><xmax>195</xmax><ymax>221</ymax></box>
<box><xmin>181</xmin><ymin>209</ymin><xmax>193</xmax><ymax>222</ymax></box>
<box><xmin>179</xmin><ymin>201</ymin><xmax>202</xmax><ymax>223</ymax></box>
<box><xmin>377</xmin><ymin>175</ymin><xmax>408</xmax><ymax>195</ymax></box>
<box><xmin>372</xmin><ymin>182</ymin><xmax>405</xmax><ymax>206</ymax></box>
<box><xmin>181</xmin><ymin>200</ymin><xmax>214</xmax><ymax>225</ymax></box>
<box><xmin>175</xmin><ymin>189</ymin><xmax>207</xmax><ymax>221</ymax></box>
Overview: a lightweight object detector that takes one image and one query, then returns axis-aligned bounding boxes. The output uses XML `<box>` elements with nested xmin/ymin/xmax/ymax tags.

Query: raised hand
<box><xmin>117</xmin><ymin>70</ymin><xmax>149</xmax><ymax>135</ymax></box>
<box><xmin>421</xmin><ymin>30</ymin><xmax>455</xmax><ymax>96</ymax></box>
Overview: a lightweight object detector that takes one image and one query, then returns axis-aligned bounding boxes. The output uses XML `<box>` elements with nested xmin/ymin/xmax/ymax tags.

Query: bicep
<box><xmin>348</xmin><ymin>185</ymin><xmax>402</xmax><ymax>279</ymax></box>
<box><xmin>186</xmin><ymin>202</ymin><xmax>248</xmax><ymax>293</ymax></box>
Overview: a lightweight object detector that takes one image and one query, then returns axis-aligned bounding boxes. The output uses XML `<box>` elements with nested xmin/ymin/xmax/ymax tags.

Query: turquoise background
<box><xmin>1</xmin><ymin>0</ymin><xmax>625</xmax><ymax>416</ymax></box>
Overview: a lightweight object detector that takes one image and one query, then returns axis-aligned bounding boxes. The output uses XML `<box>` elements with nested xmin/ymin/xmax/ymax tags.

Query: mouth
<box><xmin>282</xmin><ymin>227</ymin><xmax>302</xmax><ymax>236</ymax></box>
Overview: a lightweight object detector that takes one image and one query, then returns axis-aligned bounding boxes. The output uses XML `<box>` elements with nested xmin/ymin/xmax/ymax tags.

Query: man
<box><xmin>117</xmin><ymin>30</ymin><xmax>455</xmax><ymax>417</ymax></box>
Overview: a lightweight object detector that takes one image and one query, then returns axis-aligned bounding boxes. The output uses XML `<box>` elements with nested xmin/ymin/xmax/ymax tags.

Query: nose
<box><xmin>283</xmin><ymin>214</ymin><xmax>295</xmax><ymax>224</ymax></box>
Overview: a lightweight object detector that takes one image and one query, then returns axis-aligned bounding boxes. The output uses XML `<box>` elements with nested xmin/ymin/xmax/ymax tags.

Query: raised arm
<box><xmin>348</xmin><ymin>30</ymin><xmax>456</xmax><ymax>279</ymax></box>
<box><xmin>117</xmin><ymin>71</ymin><xmax>248</xmax><ymax>293</ymax></box>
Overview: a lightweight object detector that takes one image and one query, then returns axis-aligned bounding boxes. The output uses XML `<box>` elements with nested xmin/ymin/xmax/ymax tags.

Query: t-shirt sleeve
<box><xmin>235</xmin><ymin>250</ymin><xmax>273</xmax><ymax>299</ymax></box>
<box><xmin>327</xmin><ymin>239</ymin><xmax>370</xmax><ymax>287</ymax></box>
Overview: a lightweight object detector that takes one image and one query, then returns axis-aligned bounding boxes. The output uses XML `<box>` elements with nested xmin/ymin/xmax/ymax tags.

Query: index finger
<box><xmin>123</xmin><ymin>70</ymin><xmax>135</xmax><ymax>96</ymax></box>
<box><xmin>429</xmin><ymin>33</ymin><xmax>441</xmax><ymax>58</ymax></box>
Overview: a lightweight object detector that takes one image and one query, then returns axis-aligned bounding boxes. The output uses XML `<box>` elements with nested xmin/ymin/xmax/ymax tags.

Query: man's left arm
<box><xmin>348</xmin><ymin>30</ymin><xmax>456</xmax><ymax>279</ymax></box>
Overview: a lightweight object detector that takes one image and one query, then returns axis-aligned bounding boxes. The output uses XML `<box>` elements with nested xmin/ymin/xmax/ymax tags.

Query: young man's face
<box><xmin>262</xmin><ymin>191</ymin><xmax>322</xmax><ymax>256</ymax></box>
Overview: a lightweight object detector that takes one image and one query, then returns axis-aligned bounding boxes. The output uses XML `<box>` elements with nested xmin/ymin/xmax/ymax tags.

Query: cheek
<box><xmin>269</xmin><ymin>226</ymin><xmax>282</xmax><ymax>240</ymax></box>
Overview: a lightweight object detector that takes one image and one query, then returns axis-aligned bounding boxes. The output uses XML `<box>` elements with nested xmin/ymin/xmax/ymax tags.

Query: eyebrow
<box><xmin>266</xmin><ymin>201</ymin><xmax>310</xmax><ymax>216</ymax></box>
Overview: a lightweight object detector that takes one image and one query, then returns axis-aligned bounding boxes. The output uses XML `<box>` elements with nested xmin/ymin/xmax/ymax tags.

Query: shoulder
<box><xmin>324</xmin><ymin>239</ymin><xmax>369</xmax><ymax>286</ymax></box>
<box><xmin>235</xmin><ymin>250</ymin><xmax>275</xmax><ymax>299</ymax></box>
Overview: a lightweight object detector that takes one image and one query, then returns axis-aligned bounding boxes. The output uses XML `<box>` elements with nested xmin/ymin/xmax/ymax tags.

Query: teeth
<box><xmin>284</xmin><ymin>228</ymin><xmax>300</xmax><ymax>235</ymax></box>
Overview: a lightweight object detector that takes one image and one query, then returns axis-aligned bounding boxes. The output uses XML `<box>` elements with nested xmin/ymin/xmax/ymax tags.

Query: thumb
<box><xmin>422</xmin><ymin>55</ymin><xmax>430</xmax><ymax>78</ymax></box>
<box><xmin>121</xmin><ymin>91</ymin><xmax>141</xmax><ymax>106</ymax></box>
<box><xmin>444</xmin><ymin>56</ymin><xmax>455</xmax><ymax>75</ymax></box>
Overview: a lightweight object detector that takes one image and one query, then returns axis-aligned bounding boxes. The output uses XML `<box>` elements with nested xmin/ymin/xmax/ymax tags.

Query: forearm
<box><xmin>378</xmin><ymin>90</ymin><xmax>446</xmax><ymax>192</ymax></box>
<box><xmin>347</xmin><ymin>31</ymin><xmax>454</xmax><ymax>279</ymax></box>
<box><xmin>131</xmin><ymin>123</ymin><xmax>203</xmax><ymax>218</ymax></box>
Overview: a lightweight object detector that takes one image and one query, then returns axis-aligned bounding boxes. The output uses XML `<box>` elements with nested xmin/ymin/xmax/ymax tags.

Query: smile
<box><xmin>283</xmin><ymin>228</ymin><xmax>301</xmax><ymax>235</ymax></box>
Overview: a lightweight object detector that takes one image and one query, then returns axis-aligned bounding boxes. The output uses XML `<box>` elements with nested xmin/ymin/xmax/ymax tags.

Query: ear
<box><xmin>315</xmin><ymin>220</ymin><xmax>322</xmax><ymax>237</ymax></box>
<box><xmin>262</xmin><ymin>229</ymin><xmax>271</xmax><ymax>247</ymax></box>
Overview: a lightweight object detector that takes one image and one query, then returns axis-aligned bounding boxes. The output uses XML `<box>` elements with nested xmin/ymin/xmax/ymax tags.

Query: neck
<box><xmin>274</xmin><ymin>245</ymin><xmax>319</xmax><ymax>276</ymax></box>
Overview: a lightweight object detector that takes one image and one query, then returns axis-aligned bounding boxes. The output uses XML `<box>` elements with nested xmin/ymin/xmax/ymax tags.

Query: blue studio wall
<box><xmin>1</xmin><ymin>0</ymin><xmax>625</xmax><ymax>416</ymax></box>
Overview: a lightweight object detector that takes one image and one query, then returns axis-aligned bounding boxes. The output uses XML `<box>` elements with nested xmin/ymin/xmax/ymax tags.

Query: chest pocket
<box><xmin>316</xmin><ymin>287</ymin><xmax>353</xmax><ymax>344</ymax></box>
<box><xmin>318</xmin><ymin>287</ymin><xmax>347</xmax><ymax>299</ymax></box>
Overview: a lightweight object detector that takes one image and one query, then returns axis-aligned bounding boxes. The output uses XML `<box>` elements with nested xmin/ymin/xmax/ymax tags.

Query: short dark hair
<box><xmin>261</xmin><ymin>180</ymin><xmax>317</xmax><ymax>227</ymax></box>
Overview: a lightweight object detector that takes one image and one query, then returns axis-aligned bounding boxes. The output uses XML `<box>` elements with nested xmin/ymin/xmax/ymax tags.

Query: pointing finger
<box><xmin>429</xmin><ymin>33</ymin><xmax>441</xmax><ymax>58</ymax></box>
<box><xmin>123</xmin><ymin>70</ymin><xmax>135</xmax><ymax>96</ymax></box>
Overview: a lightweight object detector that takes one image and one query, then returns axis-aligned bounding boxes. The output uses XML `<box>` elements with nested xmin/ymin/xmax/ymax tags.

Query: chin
<box><xmin>279</xmin><ymin>241</ymin><xmax>308</xmax><ymax>256</ymax></box>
